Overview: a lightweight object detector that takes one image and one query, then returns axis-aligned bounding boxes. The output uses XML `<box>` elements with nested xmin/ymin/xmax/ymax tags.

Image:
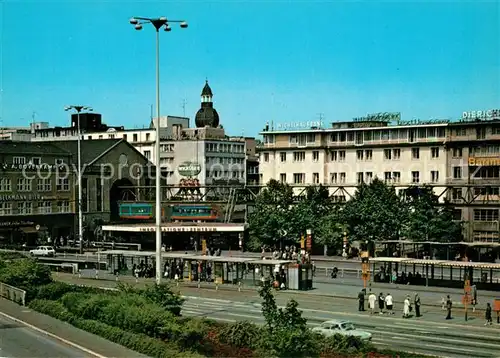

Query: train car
<box><xmin>119</xmin><ymin>203</ymin><xmax>154</xmax><ymax>220</ymax></box>
<box><xmin>169</xmin><ymin>205</ymin><xmax>219</xmax><ymax>221</ymax></box>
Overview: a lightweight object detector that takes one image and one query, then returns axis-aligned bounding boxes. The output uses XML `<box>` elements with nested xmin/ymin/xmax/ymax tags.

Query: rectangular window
<box><xmin>431</xmin><ymin>171</ymin><xmax>439</xmax><ymax>183</ymax></box>
<box><xmin>0</xmin><ymin>178</ymin><xmax>12</xmax><ymax>192</ymax></box>
<box><xmin>384</xmin><ymin>149</ymin><xmax>391</xmax><ymax>160</ymax></box>
<box><xmin>96</xmin><ymin>178</ymin><xmax>102</xmax><ymax>212</ymax></box>
<box><xmin>339</xmin><ymin>172</ymin><xmax>346</xmax><ymax>183</ymax></box>
<box><xmin>455</xmin><ymin>128</ymin><xmax>466</xmax><ymax>136</ymax></box>
<box><xmin>330</xmin><ymin>151</ymin><xmax>337</xmax><ymax>161</ymax></box>
<box><xmin>293</xmin><ymin>173</ymin><xmax>305</xmax><ymax>184</ymax></box>
<box><xmin>31</xmin><ymin>157</ymin><xmax>41</xmax><ymax>165</ymax></box>
<box><xmin>37</xmin><ymin>179</ymin><xmax>51</xmax><ymax>192</ymax></box>
<box><xmin>306</xmin><ymin>134</ymin><xmax>316</xmax><ymax>143</ymax></box>
<box><xmin>384</xmin><ymin>172</ymin><xmax>392</xmax><ymax>183</ymax></box>
<box><xmin>18</xmin><ymin>202</ymin><xmax>32</xmax><ymax>215</ymax></box>
<box><xmin>293</xmin><ymin>152</ymin><xmax>306</xmax><ymax>162</ymax></box>
<box><xmin>56</xmin><ymin>178</ymin><xmax>70</xmax><ymax>191</ymax></box>
<box><xmin>365</xmin><ymin>172</ymin><xmax>373</xmax><ymax>182</ymax></box>
<box><xmin>393</xmin><ymin>172</ymin><xmax>401</xmax><ymax>183</ymax></box>
<box><xmin>339</xmin><ymin>151</ymin><xmax>346</xmax><ymax>161</ymax></box>
<box><xmin>37</xmin><ymin>201</ymin><xmax>51</xmax><ymax>214</ymax></box>
<box><xmin>412</xmin><ymin>171</ymin><xmax>420</xmax><ymax>183</ymax></box>
<box><xmin>312</xmin><ymin>151</ymin><xmax>319</xmax><ymax>162</ymax></box>
<box><xmin>453</xmin><ymin>166</ymin><xmax>462</xmax><ymax>179</ymax></box>
<box><xmin>365</xmin><ymin>150</ymin><xmax>373</xmax><ymax>160</ymax></box>
<box><xmin>474</xmin><ymin>209</ymin><xmax>499</xmax><ymax>222</ymax></box>
<box><xmin>452</xmin><ymin>188</ymin><xmax>462</xmax><ymax>200</ymax></box>
<box><xmin>57</xmin><ymin>200</ymin><xmax>70</xmax><ymax>213</ymax></box>
<box><xmin>357</xmin><ymin>172</ymin><xmax>364</xmax><ymax>184</ymax></box>
<box><xmin>0</xmin><ymin>202</ymin><xmax>12</xmax><ymax>216</ymax></box>
<box><xmin>412</xmin><ymin>148</ymin><xmax>420</xmax><ymax>159</ymax></box>
<box><xmin>393</xmin><ymin>149</ymin><xmax>401</xmax><ymax>159</ymax></box>
<box><xmin>133</xmin><ymin>134</ymin><xmax>138</xmax><ymax>142</ymax></box>
<box><xmin>13</xmin><ymin>156</ymin><xmax>26</xmax><ymax>165</ymax></box>
<box><xmin>356</xmin><ymin>150</ymin><xmax>364</xmax><ymax>160</ymax></box>
<box><xmin>431</xmin><ymin>147</ymin><xmax>439</xmax><ymax>158</ymax></box>
<box><xmin>452</xmin><ymin>148</ymin><xmax>463</xmax><ymax>158</ymax></box>
<box><xmin>146</xmin><ymin>133</ymin><xmax>151</xmax><ymax>141</ymax></box>
<box><xmin>280</xmin><ymin>152</ymin><xmax>286</xmax><ymax>162</ymax></box>
<box><xmin>17</xmin><ymin>178</ymin><xmax>32</xmax><ymax>192</ymax></box>
<box><xmin>144</xmin><ymin>150</ymin><xmax>151</xmax><ymax>160</ymax></box>
<box><xmin>280</xmin><ymin>173</ymin><xmax>286</xmax><ymax>183</ymax></box>
<box><xmin>330</xmin><ymin>173</ymin><xmax>337</xmax><ymax>184</ymax></box>
<box><xmin>312</xmin><ymin>173</ymin><xmax>320</xmax><ymax>184</ymax></box>
<box><xmin>264</xmin><ymin>153</ymin><xmax>270</xmax><ymax>162</ymax></box>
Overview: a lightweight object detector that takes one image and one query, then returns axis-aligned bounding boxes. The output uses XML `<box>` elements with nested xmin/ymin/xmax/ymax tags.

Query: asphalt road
<box><xmin>0</xmin><ymin>315</ymin><xmax>89</xmax><ymax>358</ymax></box>
<box><xmin>180</xmin><ymin>290</ymin><xmax>500</xmax><ymax>358</ymax></box>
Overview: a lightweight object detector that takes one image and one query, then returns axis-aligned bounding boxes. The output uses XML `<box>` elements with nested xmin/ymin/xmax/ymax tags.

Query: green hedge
<box><xmin>29</xmin><ymin>299</ymin><xmax>203</xmax><ymax>358</ymax></box>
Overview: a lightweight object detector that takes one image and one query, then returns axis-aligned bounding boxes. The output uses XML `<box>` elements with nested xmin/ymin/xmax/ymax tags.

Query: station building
<box><xmin>258</xmin><ymin>110</ymin><xmax>500</xmax><ymax>243</ymax></box>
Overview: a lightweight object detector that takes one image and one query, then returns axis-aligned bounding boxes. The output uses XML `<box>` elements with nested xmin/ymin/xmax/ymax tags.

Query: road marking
<box><xmin>0</xmin><ymin>310</ymin><xmax>107</xmax><ymax>358</ymax></box>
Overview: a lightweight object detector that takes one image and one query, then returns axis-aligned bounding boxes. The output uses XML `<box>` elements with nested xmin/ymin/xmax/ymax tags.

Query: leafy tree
<box><xmin>292</xmin><ymin>185</ymin><xmax>334</xmax><ymax>235</ymax></box>
<box><xmin>315</xmin><ymin>208</ymin><xmax>346</xmax><ymax>252</ymax></box>
<box><xmin>342</xmin><ymin>178</ymin><xmax>405</xmax><ymax>242</ymax></box>
<box><xmin>248</xmin><ymin>180</ymin><xmax>297</xmax><ymax>248</ymax></box>
<box><xmin>258</xmin><ymin>283</ymin><xmax>318</xmax><ymax>357</ymax></box>
<box><xmin>402</xmin><ymin>186</ymin><xmax>462</xmax><ymax>242</ymax></box>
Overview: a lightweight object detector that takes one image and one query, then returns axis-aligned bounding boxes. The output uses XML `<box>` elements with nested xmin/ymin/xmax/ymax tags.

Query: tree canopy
<box><xmin>248</xmin><ymin>178</ymin><xmax>462</xmax><ymax>250</ymax></box>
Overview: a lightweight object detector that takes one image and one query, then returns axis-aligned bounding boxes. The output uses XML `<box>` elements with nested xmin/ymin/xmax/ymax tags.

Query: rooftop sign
<box><xmin>276</xmin><ymin>121</ymin><xmax>324</xmax><ymax>130</ymax></box>
<box><xmin>461</xmin><ymin>109</ymin><xmax>500</xmax><ymax>122</ymax></box>
<box><xmin>353</xmin><ymin>112</ymin><xmax>401</xmax><ymax>122</ymax></box>
<box><xmin>178</xmin><ymin>162</ymin><xmax>201</xmax><ymax>177</ymax></box>
<box><xmin>397</xmin><ymin>119</ymin><xmax>450</xmax><ymax>126</ymax></box>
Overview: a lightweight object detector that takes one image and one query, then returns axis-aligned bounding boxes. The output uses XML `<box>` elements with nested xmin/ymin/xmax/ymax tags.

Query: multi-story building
<box><xmin>447</xmin><ymin>110</ymin><xmax>500</xmax><ymax>243</ymax></box>
<box><xmin>258</xmin><ymin>110</ymin><xmax>500</xmax><ymax>242</ymax></box>
<box><xmin>0</xmin><ymin>141</ymin><xmax>75</xmax><ymax>245</ymax></box>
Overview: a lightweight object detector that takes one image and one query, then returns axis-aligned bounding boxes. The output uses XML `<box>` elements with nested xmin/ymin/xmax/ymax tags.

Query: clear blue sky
<box><xmin>1</xmin><ymin>1</ymin><xmax>499</xmax><ymax>136</ymax></box>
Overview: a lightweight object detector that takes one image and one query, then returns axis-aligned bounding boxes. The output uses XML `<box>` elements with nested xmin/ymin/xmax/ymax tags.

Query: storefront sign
<box><xmin>0</xmin><ymin>163</ymin><xmax>65</xmax><ymax>171</ymax></box>
<box><xmin>276</xmin><ymin>121</ymin><xmax>324</xmax><ymax>130</ymax></box>
<box><xmin>0</xmin><ymin>194</ymin><xmax>44</xmax><ymax>202</ymax></box>
<box><xmin>468</xmin><ymin>157</ymin><xmax>500</xmax><ymax>166</ymax></box>
<box><xmin>461</xmin><ymin>109</ymin><xmax>500</xmax><ymax>121</ymax></box>
<box><xmin>0</xmin><ymin>220</ymin><xmax>34</xmax><ymax>227</ymax></box>
<box><xmin>397</xmin><ymin>119</ymin><xmax>450</xmax><ymax>126</ymax></box>
<box><xmin>353</xmin><ymin>112</ymin><xmax>401</xmax><ymax>123</ymax></box>
<box><xmin>178</xmin><ymin>162</ymin><xmax>201</xmax><ymax>177</ymax></box>
<box><xmin>139</xmin><ymin>226</ymin><xmax>218</xmax><ymax>232</ymax></box>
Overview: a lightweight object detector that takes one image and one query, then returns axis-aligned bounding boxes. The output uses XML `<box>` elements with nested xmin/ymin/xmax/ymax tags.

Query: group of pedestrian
<box><xmin>360</xmin><ymin>290</ymin><xmax>422</xmax><ymax>318</ymax></box>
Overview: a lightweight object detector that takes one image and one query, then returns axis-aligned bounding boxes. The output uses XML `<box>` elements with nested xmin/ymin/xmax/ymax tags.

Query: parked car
<box><xmin>312</xmin><ymin>320</ymin><xmax>372</xmax><ymax>341</ymax></box>
<box><xmin>29</xmin><ymin>246</ymin><xmax>56</xmax><ymax>257</ymax></box>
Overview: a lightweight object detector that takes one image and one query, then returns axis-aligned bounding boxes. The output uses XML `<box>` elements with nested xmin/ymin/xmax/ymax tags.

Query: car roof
<box><xmin>322</xmin><ymin>320</ymin><xmax>351</xmax><ymax>325</ymax></box>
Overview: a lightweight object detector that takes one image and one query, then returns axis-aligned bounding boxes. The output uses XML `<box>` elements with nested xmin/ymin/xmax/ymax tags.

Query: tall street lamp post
<box><xmin>64</xmin><ymin>105</ymin><xmax>93</xmax><ymax>254</ymax></box>
<box><xmin>129</xmin><ymin>16</ymin><xmax>188</xmax><ymax>284</ymax></box>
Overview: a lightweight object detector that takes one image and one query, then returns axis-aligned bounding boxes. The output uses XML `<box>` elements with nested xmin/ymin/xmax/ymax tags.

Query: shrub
<box><xmin>29</xmin><ymin>299</ymin><xmax>203</xmax><ymax>358</ymax></box>
<box><xmin>318</xmin><ymin>333</ymin><xmax>371</xmax><ymax>356</ymax></box>
<box><xmin>117</xmin><ymin>282</ymin><xmax>184</xmax><ymax>316</ymax></box>
<box><xmin>0</xmin><ymin>258</ymin><xmax>52</xmax><ymax>301</ymax></box>
<box><xmin>219</xmin><ymin>321</ymin><xmax>261</xmax><ymax>349</ymax></box>
<box><xmin>36</xmin><ymin>282</ymin><xmax>77</xmax><ymax>301</ymax></box>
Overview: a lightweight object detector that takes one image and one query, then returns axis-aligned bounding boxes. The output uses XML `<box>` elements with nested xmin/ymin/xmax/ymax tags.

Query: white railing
<box><xmin>0</xmin><ymin>282</ymin><xmax>26</xmax><ymax>306</ymax></box>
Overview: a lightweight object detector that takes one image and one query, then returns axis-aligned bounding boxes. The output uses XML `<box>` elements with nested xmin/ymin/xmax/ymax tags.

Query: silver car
<box><xmin>312</xmin><ymin>320</ymin><xmax>372</xmax><ymax>341</ymax></box>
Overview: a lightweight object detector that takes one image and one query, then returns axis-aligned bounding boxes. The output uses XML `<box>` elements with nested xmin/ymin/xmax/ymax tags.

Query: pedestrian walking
<box><xmin>403</xmin><ymin>295</ymin><xmax>411</xmax><ymax>318</ymax></box>
<box><xmin>485</xmin><ymin>303</ymin><xmax>493</xmax><ymax>326</ymax></box>
<box><xmin>368</xmin><ymin>291</ymin><xmax>377</xmax><ymax>315</ymax></box>
<box><xmin>414</xmin><ymin>293</ymin><xmax>421</xmax><ymax>317</ymax></box>
<box><xmin>445</xmin><ymin>295</ymin><xmax>452</xmax><ymax>320</ymax></box>
<box><xmin>472</xmin><ymin>285</ymin><xmax>477</xmax><ymax>313</ymax></box>
<box><xmin>385</xmin><ymin>293</ymin><xmax>394</xmax><ymax>315</ymax></box>
<box><xmin>378</xmin><ymin>293</ymin><xmax>385</xmax><ymax>314</ymax></box>
<box><xmin>358</xmin><ymin>290</ymin><xmax>365</xmax><ymax>311</ymax></box>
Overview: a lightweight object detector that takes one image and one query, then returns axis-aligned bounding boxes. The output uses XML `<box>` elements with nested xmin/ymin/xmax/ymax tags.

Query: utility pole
<box><xmin>181</xmin><ymin>99</ymin><xmax>187</xmax><ymax>117</ymax></box>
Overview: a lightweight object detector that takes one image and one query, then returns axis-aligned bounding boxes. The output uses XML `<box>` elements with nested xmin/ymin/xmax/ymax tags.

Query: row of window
<box><xmin>454</xmin><ymin>126</ymin><xmax>500</xmax><ymax>138</ymax></box>
<box><xmin>205</xmin><ymin>143</ymin><xmax>245</xmax><ymax>153</ymax></box>
<box><xmin>206</xmin><ymin>157</ymin><xmax>245</xmax><ymax>165</ymax></box>
<box><xmin>89</xmin><ymin>132</ymin><xmax>152</xmax><ymax>142</ymax></box>
<box><xmin>0</xmin><ymin>178</ymin><xmax>70</xmax><ymax>192</ymax></box>
<box><xmin>206</xmin><ymin>170</ymin><xmax>245</xmax><ymax>179</ymax></box>
<box><xmin>473</xmin><ymin>209</ymin><xmax>499</xmax><ymax>222</ymax></box>
<box><xmin>279</xmin><ymin>171</ymin><xmax>447</xmax><ymax>185</ymax></box>
<box><xmin>0</xmin><ymin>201</ymin><xmax>71</xmax><ymax>216</ymax></box>
<box><xmin>12</xmin><ymin>157</ymin><xmax>65</xmax><ymax>165</ymax></box>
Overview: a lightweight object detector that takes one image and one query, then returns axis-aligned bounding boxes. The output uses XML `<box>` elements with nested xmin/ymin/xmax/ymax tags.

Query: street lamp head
<box><xmin>164</xmin><ymin>25</ymin><xmax>171</xmax><ymax>32</ymax></box>
<box><xmin>129</xmin><ymin>17</ymin><xmax>138</xmax><ymax>25</ymax></box>
<box><xmin>180</xmin><ymin>21</ymin><xmax>188</xmax><ymax>29</ymax></box>
<box><xmin>134</xmin><ymin>24</ymin><xmax>143</xmax><ymax>31</ymax></box>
